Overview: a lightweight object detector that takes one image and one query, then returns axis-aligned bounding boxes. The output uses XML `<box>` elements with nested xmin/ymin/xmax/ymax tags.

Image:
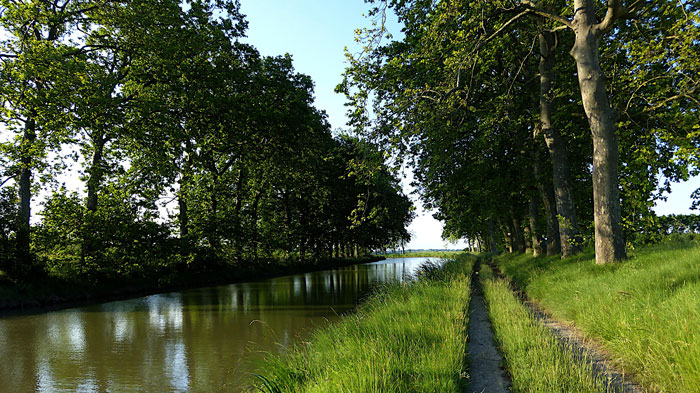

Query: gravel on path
<box><xmin>466</xmin><ymin>266</ymin><xmax>511</xmax><ymax>393</ymax></box>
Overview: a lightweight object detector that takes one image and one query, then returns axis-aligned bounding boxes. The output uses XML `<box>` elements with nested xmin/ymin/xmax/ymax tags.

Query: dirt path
<box><xmin>467</xmin><ymin>267</ymin><xmax>511</xmax><ymax>393</ymax></box>
<box><xmin>486</xmin><ymin>260</ymin><xmax>643</xmax><ymax>393</ymax></box>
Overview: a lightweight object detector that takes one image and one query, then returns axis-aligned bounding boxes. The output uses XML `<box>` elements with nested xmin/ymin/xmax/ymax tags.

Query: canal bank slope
<box><xmin>494</xmin><ymin>240</ymin><xmax>700</xmax><ymax>393</ymax></box>
<box><xmin>252</xmin><ymin>254</ymin><xmax>476</xmax><ymax>392</ymax></box>
<box><xmin>0</xmin><ymin>256</ymin><xmax>384</xmax><ymax>314</ymax></box>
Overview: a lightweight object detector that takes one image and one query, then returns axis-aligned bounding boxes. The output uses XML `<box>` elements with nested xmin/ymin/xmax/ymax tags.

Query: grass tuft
<box><xmin>480</xmin><ymin>265</ymin><xmax>611</xmax><ymax>393</ymax></box>
<box><xmin>495</xmin><ymin>241</ymin><xmax>700</xmax><ymax>392</ymax></box>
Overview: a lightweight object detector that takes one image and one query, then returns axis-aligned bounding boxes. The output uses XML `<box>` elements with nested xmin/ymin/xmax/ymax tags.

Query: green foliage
<box><xmin>0</xmin><ymin>0</ymin><xmax>415</xmax><ymax>284</ymax></box>
<box><xmin>341</xmin><ymin>0</ymin><xmax>700</xmax><ymax>258</ymax></box>
<box><xmin>34</xmin><ymin>188</ymin><xmax>173</xmax><ymax>283</ymax></box>
<box><xmin>0</xmin><ymin>185</ymin><xmax>18</xmax><ymax>272</ymax></box>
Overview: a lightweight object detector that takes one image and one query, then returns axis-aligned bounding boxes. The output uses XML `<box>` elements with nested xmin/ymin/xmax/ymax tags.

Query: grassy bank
<box><xmin>381</xmin><ymin>250</ymin><xmax>465</xmax><ymax>258</ymax></box>
<box><xmin>251</xmin><ymin>254</ymin><xmax>475</xmax><ymax>392</ymax></box>
<box><xmin>494</xmin><ymin>240</ymin><xmax>700</xmax><ymax>392</ymax></box>
<box><xmin>479</xmin><ymin>265</ymin><xmax>610</xmax><ymax>393</ymax></box>
<box><xmin>0</xmin><ymin>255</ymin><xmax>384</xmax><ymax>312</ymax></box>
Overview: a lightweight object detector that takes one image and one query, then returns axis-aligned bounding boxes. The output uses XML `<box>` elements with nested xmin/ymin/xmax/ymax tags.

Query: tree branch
<box><xmin>642</xmin><ymin>85</ymin><xmax>699</xmax><ymax>113</ymax></box>
<box><xmin>520</xmin><ymin>1</ymin><xmax>574</xmax><ymax>30</ymax></box>
<box><xmin>0</xmin><ymin>174</ymin><xmax>18</xmax><ymax>188</ymax></box>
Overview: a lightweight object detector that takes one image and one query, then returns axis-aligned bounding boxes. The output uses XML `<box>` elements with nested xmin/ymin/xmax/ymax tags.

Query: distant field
<box><xmin>381</xmin><ymin>250</ymin><xmax>466</xmax><ymax>258</ymax></box>
<box><xmin>495</xmin><ymin>239</ymin><xmax>700</xmax><ymax>393</ymax></box>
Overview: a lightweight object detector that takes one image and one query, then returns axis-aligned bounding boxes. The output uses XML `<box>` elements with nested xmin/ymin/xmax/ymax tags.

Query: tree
<box><xmin>343</xmin><ymin>0</ymin><xmax>699</xmax><ymax>263</ymax></box>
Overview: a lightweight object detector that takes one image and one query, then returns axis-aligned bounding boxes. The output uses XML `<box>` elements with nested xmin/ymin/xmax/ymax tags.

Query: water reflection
<box><xmin>0</xmin><ymin>257</ymin><xmax>433</xmax><ymax>392</ymax></box>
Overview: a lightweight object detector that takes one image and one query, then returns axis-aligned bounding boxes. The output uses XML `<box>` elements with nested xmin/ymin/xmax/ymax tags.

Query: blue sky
<box><xmin>240</xmin><ymin>1</ymin><xmax>471</xmax><ymax>249</ymax></box>
<box><xmin>240</xmin><ymin>1</ymin><xmax>697</xmax><ymax>249</ymax></box>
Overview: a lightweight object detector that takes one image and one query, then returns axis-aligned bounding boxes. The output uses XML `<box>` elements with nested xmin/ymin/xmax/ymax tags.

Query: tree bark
<box><xmin>86</xmin><ymin>133</ymin><xmax>107</xmax><ymax>212</ymax></box>
<box><xmin>528</xmin><ymin>197</ymin><xmax>543</xmax><ymax>257</ymax></box>
<box><xmin>488</xmin><ymin>218</ymin><xmax>496</xmax><ymax>252</ymax></box>
<box><xmin>178</xmin><ymin>189</ymin><xmax>188</xmax><ymax>238</ymax></box>
<box><xmin>251</xmin><ymin>191</ymin><xmax>261</xmax><ymax>262</ymax></box>
<box><xmin>524</xmin><ymin>224</ymin><xmax>533</xmax><ymax>254</ymax></box>
<box><xmin>16</xmin><ymin>118</ymin><xmax>36</xmax><ymax>270</ymax></box>
<box><xmin>571</xmin><ymin>0</ymin><xmax>626</xmax><ymax>263</ymax></box>
<box><xmin>537</xmin><ymin>178</ymin><xmax>561</xmax><ymax>256</ymax></box>
<box><xmin>538</xmin><ymin>29</ymin><xmax>582</xmax><ymax>258</ymax></box>
<box><xmin>510</xmin><ymin>213</ymin><xmax>525</xmax><ymax>253</ymax></box>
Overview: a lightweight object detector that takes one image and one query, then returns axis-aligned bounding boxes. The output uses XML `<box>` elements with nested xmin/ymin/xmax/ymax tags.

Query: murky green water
<box><xmin>0</xmin><ymin>257</ymin><xmax>434</xmax><ymax>392</ymax></box>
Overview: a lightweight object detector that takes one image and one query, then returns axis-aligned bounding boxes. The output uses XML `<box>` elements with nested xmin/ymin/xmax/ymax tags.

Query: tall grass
<box><xmin>480</xmin><ymin>265</ymin><xmax>611</xmax><ymax>393</ymax></box>
<box><xmin>250</xmin><ymin>254</ymin><xmax>475</xmax><ymax>393</ymax></box>
<box><xmin>495</xmin><ymin>240</ymin><xmax>700</xmax><ymax>392</ymax></box>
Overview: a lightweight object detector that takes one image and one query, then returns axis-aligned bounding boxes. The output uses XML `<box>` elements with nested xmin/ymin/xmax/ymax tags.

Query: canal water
<box><xmin>0</xmin><ymin>257</ymin><xmax>435</xmax><ymax>392</ymax></box>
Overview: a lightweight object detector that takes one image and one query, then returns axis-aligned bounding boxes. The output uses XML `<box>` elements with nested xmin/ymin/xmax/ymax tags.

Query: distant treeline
<box><xmin>0</xmin><ymin>0</ymin><xmax>413</xmax><ymax>283</ymax></box>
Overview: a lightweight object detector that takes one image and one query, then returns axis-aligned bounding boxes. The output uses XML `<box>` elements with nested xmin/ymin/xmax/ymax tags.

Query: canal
<box><xmin>0</xmin><ymin>257</ymin><xmax>434</xmax><ymax>392</ymax></box>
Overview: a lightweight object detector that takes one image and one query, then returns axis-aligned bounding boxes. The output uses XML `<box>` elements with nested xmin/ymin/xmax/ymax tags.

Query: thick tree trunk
<box><xmin>539</xmin><ymin>184</ymin><xmax>561</xmax><ymax>256</ymax></box>
<box><xmin>538</xmin><ymin>30</ymin><xmax>582</xmax><ymax>258</ymax></box>
<box><xmin>232</xmin><ymin>168</ymin><xmax>245</xmax><ymax>260</ymax></box>
<box><xmin>81</xmin><ymin>133</ymin><xmax>108</xmax><ymax>264</ymax></box>
<box><xmin>178</xmin><ymin>191</ymin><xmax>188</xmax><ymax>238</ymax></box>
<box><xmin>524</xmin><ymin>225</ymin><xmax>533</xmax><ymax>254</ymax></box>
<box><xmin>488</xmin><ymin>218</ymin><xmax>496</xmax><ymax>252</ymax></box>
<box><xmin>504</xmin><ymin>231</ymin><xmax>513</xmax><ymax>253</ymax></box>
<box><xmin>510</xmin><ymin>213</ymin><xmax>525</xmax><ymax>253</ymax></box>
<box><xmin>571</xmin><ymin>1</ymin><xmax>626</xmax><ymax>263</ymax></box>
<box><xmin>86</xmin><ymin>134</ymin><xmax>107</xmax><ymax>212</ymax></box>
<box><xmin>528</xmin><ymin>197</ymin><xmax>543</xmax><ymax>257</ymax></box>
<box><xmin>251</xmin><ymin>191</ymin><xmax>261</xmax><ymax>262</ymax></box>
<box><xmin>533</xmin><ymin>127</ymin><xmax>561</xmax><ymax>256</ymax></box>
<box><xmin>16</xmin><ymin>118</ymin><xmax>36</xmax><ymax>270</ymax></box>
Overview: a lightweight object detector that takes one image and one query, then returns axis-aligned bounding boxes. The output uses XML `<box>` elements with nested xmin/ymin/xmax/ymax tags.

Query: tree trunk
<box><xmin>488</xmin><ymin>218</ymin><xmax>496</xmax><ymax>252</ymax></box>
<box><xmin>510</xmin><ymin>213</ymin><xmax>525</xmax><ymax>253</ymax></box>
<box><xmin>524</xmin><ymin>225</ymin><xmax>533</xmax><ymax>254</ymax></box>
<box><xmin>232</xmin><ymin>168</ymin><xmax>245</xmax><ymax>260</ymax></box>
<box><xmin>81</xmin><ymin>132</ymin><xmax>108</xmax><ymax>264</ymax></box>
<box><xmin>528</xmin><ymin>197</ymin><xmax>543</xmax><ymax>257</ymax></box>
<box><xmin>533</xmin><ymin>126</ymin><xmax>561</xmax><ymax>256</ymax></box>
<box><xmin>251</xmin><ymin>191</ymin><xmax>261</xmax><ymax>262</ymax></box>
<box><xmin>571</xmin><ymin>1</ymin><xmax>626</xmax><ymax>263</ymax></box>
<box><xmin>538</xmin><ymin>29</ymin><xmax>582</xmax><ymax>258</ymax></box>
<box><xmin>86</xmin><ymin>133</ymin><xmax>107</xmax><ymax>212</ymax></box>
<box><xmin>178</xmin><ymin>189</ymin><xmax>188</xmax><ymax>238</ymax></box>
<box><xmin>16</xmin><ymin>117</ymin><xmax>36</xmax><ymax>270</ymax></box>
<box><xmin>539</xmin><ymin>184</ymin><xmax>561</xmax><ymax>256</ymax></box>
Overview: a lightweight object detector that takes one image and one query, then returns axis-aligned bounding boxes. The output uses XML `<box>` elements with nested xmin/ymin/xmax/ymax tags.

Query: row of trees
<box><xmin>341</xmin><ymin>0</ymin><xmax>699</xmax><ymax>263</ymax></box>
<box><xmin>0</xmin><ymin>0</ymin><xmax>413</xmax><ymax>282</ymax></box>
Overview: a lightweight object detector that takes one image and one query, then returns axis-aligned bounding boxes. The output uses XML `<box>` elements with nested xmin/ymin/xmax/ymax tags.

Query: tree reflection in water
<box><xmin>0</xmin><ymin>257</ymin><xmax>436</xmax><ymax>392</ymax></box>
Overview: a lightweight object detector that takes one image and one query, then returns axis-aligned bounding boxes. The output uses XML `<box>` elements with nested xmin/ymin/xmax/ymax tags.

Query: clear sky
<box><xmin>240</xmin><ymin>1</ymin><xmax>471</xmax><ymax>250</ymax></box>
<box><xmin>239</xmin><ymin>0</ymin><xmax>698</xmax><ymax>250</ymax></box>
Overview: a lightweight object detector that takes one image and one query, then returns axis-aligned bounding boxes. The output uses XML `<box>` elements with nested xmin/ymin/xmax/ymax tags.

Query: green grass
<box><xmin>479</xmin><ymin>265</ymin><xmax>611</xmax><ymax>393</ymax></box>
<box><xmin>382</xmin><ymin>250</ymin><xmax>466</xmax><ymax>258</ymax></box>
<box><xmin>494</xmin><ymin>240</ymin><xmax>700</xmax><ymax>393</ymax></box>
<box><xmin>250</xmin><ymin>254</ymin><xmax>475</xmax><ymax>393</ymax></box>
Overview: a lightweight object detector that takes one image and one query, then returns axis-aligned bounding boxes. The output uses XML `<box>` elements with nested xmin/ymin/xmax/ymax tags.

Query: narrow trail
<box><xmin>486</xmin><ymin>260</ymin><xmax>643</xmax><ymax>393</ymax></box>
<box><xmin>466</xmin><ymin>265</ymin><xmax>511</xmax><ymax>393</ymax></box>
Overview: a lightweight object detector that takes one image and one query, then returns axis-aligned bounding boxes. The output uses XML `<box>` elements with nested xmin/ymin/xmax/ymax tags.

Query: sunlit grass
<box><xmin>251</xmin><ymin>254</ymin><xmax>475</xmax><ymax>393</ymax></box>
<box><xmin>480</xmin><ymin>265</ymin><xmax>611</xmax><ymax>393</ymax></box>
<box><xmin>495</xmin><ymin>240</ymin><xmax>700</xmax><ymax>392</ymax></box>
